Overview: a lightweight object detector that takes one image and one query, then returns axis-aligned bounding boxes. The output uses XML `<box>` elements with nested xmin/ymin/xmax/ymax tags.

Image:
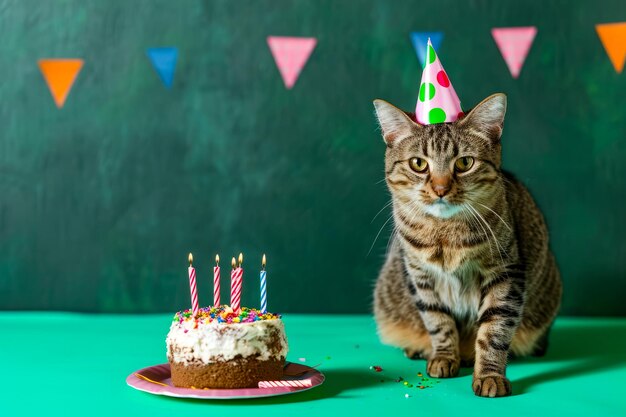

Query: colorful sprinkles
<box><xmin>173</xmin><ymin>305</ymin><xmax>281</xmax><ymax>325</ymax></box>
<box><xmin>371</xmin><ymin>366</ymin><xmax>440</xmax><ymax>392</ymax></box>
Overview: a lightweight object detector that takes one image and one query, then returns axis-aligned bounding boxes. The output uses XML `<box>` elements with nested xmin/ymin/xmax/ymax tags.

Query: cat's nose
<box><xmin>431</xmin><ymin>176</ymin><xmax>451</xmax><ymax>197</ymax></box>
<box><xmin>434</xmin><ymin>185</ymin><xmax>451</xmax><ymax>197</ymax></box>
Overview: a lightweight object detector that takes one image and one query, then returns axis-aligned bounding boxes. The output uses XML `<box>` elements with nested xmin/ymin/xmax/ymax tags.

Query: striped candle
<box><xmin>213</xmin><ymin>254</ymin><xmax>221</xmax><ymax>307</ymax></box>
<box><xmin>230</xmin><ymin>254</ymin><xmax>243</xmax><ymax>312</ymax></box>
<box><xmin>260</xmin><ymin>254</ymin><xmax>267</xmax><ymax>313</ymax></box>
<box><xmin>188</xmin><ymin>253</ymin><xmax>199</xmax><ymax>316</ymax></box>
<box><xmin>258</xmin><ymin>379</ymin><xmax>312</xmax><ymax>388</ymax></box>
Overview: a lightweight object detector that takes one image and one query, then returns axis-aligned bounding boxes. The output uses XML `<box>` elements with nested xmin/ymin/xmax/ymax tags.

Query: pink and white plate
<box><xmin>126</xmin><ymin>362</ymin><xmax>325</xmax><ymax>400</ymax></box>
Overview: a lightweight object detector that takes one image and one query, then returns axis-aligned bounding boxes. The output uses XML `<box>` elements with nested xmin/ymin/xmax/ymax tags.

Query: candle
<box><xmin>230</xmin><ymin>254</ymin><xmax>243</xmax><ymax>312</ymax></box>
<box><xmin>260</xmin><ymin>254</ymin><xmax>267</xmax><ymax>313</ymax></box>
<box><xmin>188</xmin><ymin>253</ymin><xmax>199</xmax><ymax>316</ymax></box>
<box><xmin>213</xmin><ymin>254</ymin><xmax>221</xmax><ymax>307</ymax></box>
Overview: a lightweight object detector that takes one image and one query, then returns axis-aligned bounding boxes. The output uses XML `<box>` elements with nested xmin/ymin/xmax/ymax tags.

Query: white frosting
<box><xmin>166</xmin><ymin>318</ymin><xmax>288</xmax><ymax>365</ymax></box>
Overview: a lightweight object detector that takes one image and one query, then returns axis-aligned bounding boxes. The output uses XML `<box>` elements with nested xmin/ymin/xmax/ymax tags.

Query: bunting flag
<box><xmin>595</xmin><ymin>22</ymin><xmax>626</xmax><ymax>73</ymax></box>
<box><xmin>491</xmin><ymin>27</ymin><xmax>537</xmax><ymax>78</ymax></box>
<box><xmin>146</xmin><ymin>47</ymin><xmax>178</xmax><ymax>88</ymax></box>
<box><xmin>267</xmin><ymin>36</ymin><xmax>317</xmax><ymax>89</ymax></box>
<box><xmin>410</xmin><ymin>32</ymin><xmax>443</xmax><ymax>68</ymax></box>
<box><xmin>38</xmin><ymin>59</ymin><xmax>84</xmax><ymax>108</ymax></box>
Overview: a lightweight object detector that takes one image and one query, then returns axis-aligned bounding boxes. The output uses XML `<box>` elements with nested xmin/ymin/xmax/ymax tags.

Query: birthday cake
<box><xmin>166</xmin><ymin>306</ymin><xmax>288</xmax><ymax>389</ymax></box>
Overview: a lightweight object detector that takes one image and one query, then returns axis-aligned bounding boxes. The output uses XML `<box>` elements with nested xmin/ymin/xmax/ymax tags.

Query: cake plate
<box><xmin>126</xmin><ymin>361</ymin><xmax>325</xmax><ymax>399</ymax></box>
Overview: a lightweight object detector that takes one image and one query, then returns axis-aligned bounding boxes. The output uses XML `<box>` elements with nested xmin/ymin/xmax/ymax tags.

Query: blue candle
<box><xmin>260</xmin><ymin>254</ymin><xmax>267</xmax><ymax>313</ymax></box>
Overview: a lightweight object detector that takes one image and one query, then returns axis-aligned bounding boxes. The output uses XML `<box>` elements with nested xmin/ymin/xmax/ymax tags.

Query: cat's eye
<box><xmin>455</xmin><ymin>157</ymin><xmax>474</xmax><ymax>172</ymax></box>
<box><xmin>409</xmin><ymin>157</ymin><xmax>428</xmax><ymax>173</ymax></box>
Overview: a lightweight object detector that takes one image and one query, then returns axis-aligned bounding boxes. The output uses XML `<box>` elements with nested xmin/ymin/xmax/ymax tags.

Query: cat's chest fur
<box><xmin>404</xmin><ymin>247</ymin><xmax>482</xmax><ymax>322</ymax></box>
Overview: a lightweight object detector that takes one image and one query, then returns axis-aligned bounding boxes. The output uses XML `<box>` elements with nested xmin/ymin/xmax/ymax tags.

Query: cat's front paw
<box><xmin>472</xmin><ymin>375</ymin><xmax>512</xmax><ymax>398</ymax></box>
<box><xmin>426</xmin><ymin>357</ymin><xmax>459</xmax><ymax>378</ymax></box>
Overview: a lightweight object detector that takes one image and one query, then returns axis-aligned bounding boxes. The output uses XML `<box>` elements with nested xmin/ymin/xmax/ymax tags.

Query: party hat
<box><xmin>415</xmin><ymin>38</ymin><xmax>463</xmax><ymax>124</ymax></box>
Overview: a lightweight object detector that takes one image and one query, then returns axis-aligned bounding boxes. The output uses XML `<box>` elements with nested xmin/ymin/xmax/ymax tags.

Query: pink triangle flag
<box><xmin>491</xmin><ymin>27</ymin><xmax>537</xmax><ymax>78</ymax></box>
<box><xmin>267</xmin><ymin>36</ymin><xmax>317</xmax><ymax>89</ymax></box>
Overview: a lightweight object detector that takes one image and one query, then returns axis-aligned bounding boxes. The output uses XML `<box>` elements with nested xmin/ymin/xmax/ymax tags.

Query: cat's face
<box><xmin>374</xmin><ymin>94</ymin><xmax>507</xmax><ymax>219</ymax></box>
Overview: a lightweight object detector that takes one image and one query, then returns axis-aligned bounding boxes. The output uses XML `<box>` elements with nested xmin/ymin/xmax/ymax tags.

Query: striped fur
<box><xmin>372</xmin><ymin>94</ymin><xmax>562</xmax><ymax>397</ymax></box>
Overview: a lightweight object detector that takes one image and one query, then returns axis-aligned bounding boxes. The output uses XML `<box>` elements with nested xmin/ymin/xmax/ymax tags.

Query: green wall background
<box><xmin>0</xmin><ymin>0</ymin><xmax>625</xmax><ymax>315</ymax></box>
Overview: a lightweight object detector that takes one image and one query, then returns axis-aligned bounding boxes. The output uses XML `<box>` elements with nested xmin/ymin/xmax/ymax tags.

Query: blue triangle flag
<box><xmin>146</xmin><ymin>47</ymin><xmax>178</xmax><ymax>89</ymax></box>
<box><xmin>410</xmin><ymin>32</ymin><xmax>444</xmax><ymax>68</ymax></box>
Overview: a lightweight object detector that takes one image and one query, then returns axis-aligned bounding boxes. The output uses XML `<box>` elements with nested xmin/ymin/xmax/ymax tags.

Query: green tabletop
<box><xmin>1</xmin><ymin>313</ymin><xmax>624</xmax><ymax>416</ymax></box>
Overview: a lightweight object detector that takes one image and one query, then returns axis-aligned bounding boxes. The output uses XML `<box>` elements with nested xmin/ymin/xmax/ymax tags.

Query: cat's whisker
<box><xmin>468</xmin><ymin>204</ymin><xmax>509</xmax><ymax>257</ymax></box>
<box><xmin>466</xmin><ymin>203</ymin><xmax>510</xmax><ymax>272</ymax></box>
<box><xmin>465</xmin><ymin>198</ymin><xmax>512</xmax><ymax>232</ymax></box>
<box><xmin>465</xmin><ymin>204</ymin><xmax>504</xmax><ymax>272</ymax></box>
<box><xmin>462</xmin><ymin>204</ymin><xmax>495</xmax><ymax>259</ymax></box>
<box><xmin>371</xmin><ymin>200</ymin><xmax>394</xmax><ymax>224</ymax></box>
<box><xmin>368</xmin><ymin>214</ymin><xmax>395</xmax><ymax>257</ymax></box>
<box><xmin>385</xmin><ymin>225</ymin><xmax>399</xmax><ymax>256</ymax></box>
<box><xmin>460</xmin><ymin>206</ymin><xmax>481</xmax><ymax>240</ymax></box>
<box><xmin>406</xmin><ymin>199</ymin><xmax>425</xmax><ymax>228</ymax></box>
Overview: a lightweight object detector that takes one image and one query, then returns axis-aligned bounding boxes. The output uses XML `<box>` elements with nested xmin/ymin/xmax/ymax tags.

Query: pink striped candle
<box><xmin>258</xmin><ymin>379</ymin><xmax>313</xmax><ymax>388</ymax></box>
<box><xmin>230</xmin><ymin>254</ymin><xmax>243</xmax><ymax>312</ymax></box>
<box><xmin>188</xmin><ymin>253</ymin><xmax>199</xmax><ymax>316</ymax></box>
<box><xmin>213</xmin><ymin>254</ymin><xmax>221</xmax><ymax>306</ymax></box>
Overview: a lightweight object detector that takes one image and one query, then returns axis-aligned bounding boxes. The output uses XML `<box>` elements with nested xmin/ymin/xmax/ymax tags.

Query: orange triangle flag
<box><xmin>595</xmin><ymin>22</ymin><xmax>626</xmax><ymax>73</ymax></box>
<box><xmin>38</xmin><ymin>59</ymin><xmax>84</xmax><ymax>108</ymax></box>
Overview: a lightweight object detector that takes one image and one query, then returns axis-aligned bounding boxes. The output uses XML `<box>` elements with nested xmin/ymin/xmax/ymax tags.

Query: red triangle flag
<box><xmin>38</xmin><ymin>59</ymin><xmax>84</xmax><ymax>108</ymax></box>
<box><xmin>596</xmin><ymin>22</ymin><xmax>626</xmax><ymax>73</ymax></box>
<box><xmin>267</xmin><ymin>36</ymin><xmax>317</xmax><ymax>89</ymax></box>
<box><xmin>491</xmin><ymin>27</ymin><xmax>537</xmax><ymax>79</ymax></box>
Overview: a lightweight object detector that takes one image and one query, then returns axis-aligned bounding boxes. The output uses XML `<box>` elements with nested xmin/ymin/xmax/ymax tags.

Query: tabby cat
<box><xmin>372</xmin><ymin>94</ymin><xmax>562</xmax><ymax>397</ymax></box>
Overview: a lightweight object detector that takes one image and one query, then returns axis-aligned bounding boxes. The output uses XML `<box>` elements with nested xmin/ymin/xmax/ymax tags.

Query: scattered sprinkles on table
<box><xmin>371</xmin><ymin>366</ymin><xmax>440</xmax><ymax>391</ymax></box>
<box><xmin>172</xmin><ymin>305</ymin><xmax>281</xmax><ymax>325</ymax></box>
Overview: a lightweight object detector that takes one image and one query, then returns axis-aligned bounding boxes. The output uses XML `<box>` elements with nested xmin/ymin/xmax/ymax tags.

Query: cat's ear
<box><xmin>373</xmin><ymin>99</ymin><xmax>418</xmax><ymax>145</ymax></box>
<box><xmin>459</xmin><ymin>93</ymin><xmax>507</xmax><ymax>142</ymax></box>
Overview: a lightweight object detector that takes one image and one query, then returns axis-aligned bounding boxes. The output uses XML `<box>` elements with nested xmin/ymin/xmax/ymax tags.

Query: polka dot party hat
<box><xmin>415</xmin><ymin>38</ymin><xmax>463</xmax><ymax>125</ymax></box>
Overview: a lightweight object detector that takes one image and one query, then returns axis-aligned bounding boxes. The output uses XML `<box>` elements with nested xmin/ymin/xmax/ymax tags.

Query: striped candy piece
<box><xmin>188</xmin><ymin>266</ymin><xmax>199</xmax><ymax>316</ymax></box>
<box><xmin>258</xmin><ymin>379</ymin><xmax>313</xmax><ymax>388</ymax></box>
<box><xmin>213</xmin><ymin>266</ymin><xmax>221</xmax><ymax>306</ymax></box>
